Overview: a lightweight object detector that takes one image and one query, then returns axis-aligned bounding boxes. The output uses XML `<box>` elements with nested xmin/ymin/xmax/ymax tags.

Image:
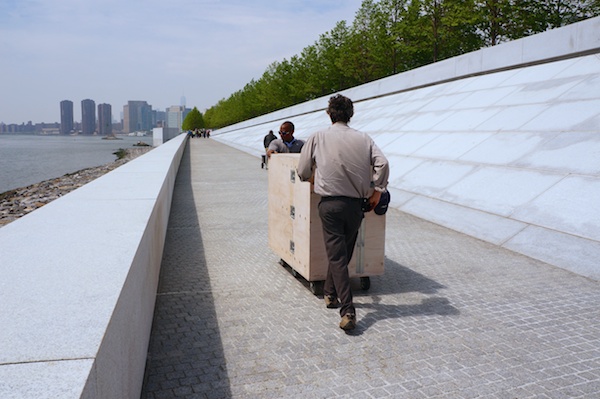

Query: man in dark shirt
<box><xmin>262</xmin><ymin>130</ymin><xmax>277</xmax><ymax>169</ymax></box>
<box><xmin>267</xmin><ymin>121</ymin><xmax>304</xmax><ymax>158</ymax></box>
<box><xmin>263</xmin><ymin>130</ymin><xmax>277</xmax><ymax>151</ymax></box>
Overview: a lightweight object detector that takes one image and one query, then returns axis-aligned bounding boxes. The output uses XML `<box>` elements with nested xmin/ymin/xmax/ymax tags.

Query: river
<box><xmin>0</xmin><ymin>134</ymin><xmax>151</xmax><ymax>193</ymax></box>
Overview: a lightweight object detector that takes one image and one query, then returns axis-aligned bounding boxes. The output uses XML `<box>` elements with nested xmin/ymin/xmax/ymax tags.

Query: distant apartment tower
<box><xmin>166</xmin><ymin>105</ymin><xmax>190</xmax><ymax>130</ymax></box>
<box><xmin>81</xmin><ymin>99</ymin><xmax>96</xmax><ymax>135</ymax></box>
<box><xmin>98</xmin><ymin>103</ymin><xmax>112</xmax><ymax>136</ymax></box>
<box><xmin>123</xmin><ymin>101</ymin><xmax>152</xmax><ymax>133</ymax></box>
<box><xmin>60</xmin><ymin>100</ymin><xmax>74</xmax><ymax>134</ymax></box>
<box><xmin>153</xmin><ymin>110</ymin><xmax>166</xmax><ymax>127</ymax></box>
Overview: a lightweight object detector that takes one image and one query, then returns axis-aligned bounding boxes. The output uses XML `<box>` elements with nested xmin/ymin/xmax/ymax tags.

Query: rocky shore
<box><xmin>0</xmin><ymin>147</ymin><xmax>153</xmax><ymax>227</ymax></box>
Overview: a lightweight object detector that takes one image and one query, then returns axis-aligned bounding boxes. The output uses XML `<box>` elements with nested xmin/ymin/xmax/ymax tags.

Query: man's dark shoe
<box><xmin>324</xmin><ymin>295</ymin><xmax>340</xmax><ymax>309</ymax></box>
<box><xmin>339</xmin><ymin>314</ymin><xmax>356</xmax><ymax>330</ymax></box>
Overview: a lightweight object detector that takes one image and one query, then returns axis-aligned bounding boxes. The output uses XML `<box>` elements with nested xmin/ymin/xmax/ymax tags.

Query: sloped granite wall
<box><xmin>212</xmin><ymin>17</ymin><xmax>600</xmax><ymax>281</ymax></box>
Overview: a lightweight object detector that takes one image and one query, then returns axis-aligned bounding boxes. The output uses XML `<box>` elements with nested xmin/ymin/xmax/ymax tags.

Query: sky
<box><xmin>0</xmin><ymin>0</ymin><xmax>363</xmax><ymax>124</ymax></box>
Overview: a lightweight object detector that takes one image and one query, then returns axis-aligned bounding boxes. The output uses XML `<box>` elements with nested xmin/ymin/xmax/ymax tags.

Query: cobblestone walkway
<box><xmin>141</xmin><ymin>138</ymin><xmax>600</xmax><ymax>399</ymax></box>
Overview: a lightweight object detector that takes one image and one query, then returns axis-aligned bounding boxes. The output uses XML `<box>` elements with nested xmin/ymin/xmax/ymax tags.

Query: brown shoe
<box><xmin>324</xmin><ymin>295</ymin><xmax>340</xmax><ymax>309</ymax></box>
<box><xmin>339</xmin><ymin>314</ymin><xmax>356</xmax><ymax>330</ymax></box>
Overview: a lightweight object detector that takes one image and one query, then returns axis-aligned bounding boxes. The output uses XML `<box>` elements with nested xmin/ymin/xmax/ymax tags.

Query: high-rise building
<box><xmin>153</xmin><ymin>110</ymin><xmax>166</xmax><ymax>127</ymax></box>
<box><xmin>98</xmin><ymin>103</ymin><xmax>112</xmax><ymax>136</ymax></box>
<box><xmin>123</xmin><ymin>101</ymin><xmax>152</xmax><ymax>133</ymax></box>
<box><xmin>60</xmin><ymin>100</ymin><xmax>74</xmax><ymax>135</ymax></box>
<box><xmin>81</xmin><ymin>99</ymin><xmax>96</xmax><ymax>135</ymax></box>
<box><xmin>166</xmin><ymin>105</ymin><xmax>190</xmax><ymax>130</ymax></box>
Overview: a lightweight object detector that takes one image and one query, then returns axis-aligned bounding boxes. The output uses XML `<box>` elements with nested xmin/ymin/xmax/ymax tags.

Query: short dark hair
<box><xmin>281</xmin><ymin>121</ymin><xmax>294</xmax><ymax>132</ymax></box>
<box><xmin>327</xmin><ymin>94</ymin><xmax>354</xmax><ymax>123</ymax></box>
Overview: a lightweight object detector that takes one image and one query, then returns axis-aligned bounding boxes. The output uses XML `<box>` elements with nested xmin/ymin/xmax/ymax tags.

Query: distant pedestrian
<box><xmin>262</xmin><ymin>130</ymin><xmax>277</xmax><ymax>169</ymax></box>
<box><xmin>263</xmin><ymin>130</ymin><xmax>276</xmax><ymax>151</ymax></box>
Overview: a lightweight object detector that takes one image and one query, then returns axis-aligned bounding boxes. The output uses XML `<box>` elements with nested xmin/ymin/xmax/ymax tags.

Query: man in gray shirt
<box><xmin>297</xmin><ymin>94</ymin><xmax>389</xmax><ymax>331</ymax></box>
<box><xmin>267</xmin><ymin>121</ymin><xmax>304</xmax><ymax>158</ymax></box>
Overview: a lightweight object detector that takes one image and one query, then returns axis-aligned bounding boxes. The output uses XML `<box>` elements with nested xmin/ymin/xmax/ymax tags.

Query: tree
<box><xmin>342</xmin><ymin>0</ymin><xmax>384</xmax><ymax>85</ymax></box>
<box><xmin>317</xmin><ymin>20</ymin><xmax>353</xmax><ymax>92</ymax></box>
<box><xmin>202</xmin><ymin>0</ymin><xmax>600</xmax><ymax>129</ymax></box>
<box><xmin>182</xmin><ymin>107</ymin><xmax>204</xmax><ymax>131</ymax></box>
<box><xmin>475</xmin><ymin>0</ymin><xmax>514</xmax><ymax>46</ymax></box>
<box><xmin>374</xmin><ymin>0</ymin><xmax>409</xmax><ymax>76</ymax></box>
<box><xmin>423</xmin><ymin>0</ymin><xmax>482</xmax><ymax>62</ymax></box>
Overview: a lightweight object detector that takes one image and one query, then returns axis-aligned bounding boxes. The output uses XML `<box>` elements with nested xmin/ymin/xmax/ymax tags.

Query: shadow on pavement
<box><xmin>284</xmin><ymin>255</ymin><xmax>447</xmax><ymax>299</ymax></box>
<box><xmin>350</xmin><ymin>257</ymin><xmax>459</xmax><ymax>335</ymax></box>
<box><xmin>141</xmin><ymin>145</ymin><xmax>232</xmax><ymax>399</ymax></box>
<box><xmin>361</xmin><ymin>256</ymin><xmax>447</xmax><ymax>295</ymax></box>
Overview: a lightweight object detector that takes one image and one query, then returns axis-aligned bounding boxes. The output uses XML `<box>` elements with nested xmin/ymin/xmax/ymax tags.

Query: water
<box><xmin>0</xmin><ymin>134</ymin><xmax>150</xmax><ymax>193</ymax></box>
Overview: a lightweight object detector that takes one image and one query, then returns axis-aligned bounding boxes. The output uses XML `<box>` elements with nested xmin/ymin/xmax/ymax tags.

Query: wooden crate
<box><xmin>268</xmin><ymin>153</ymin><xmax>385</xmax><ymax>283</ymax></box>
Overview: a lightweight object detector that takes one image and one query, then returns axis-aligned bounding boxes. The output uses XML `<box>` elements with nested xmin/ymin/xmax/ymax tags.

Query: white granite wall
<box><xmin>211</xmin><ymin>17</ymin><xmax>600</xmax><ymax>281</ymax></box>
<box><xmin>0</xmin><ymin>134</ymin><xmax>187</xmax><ymax>398</ymax></box>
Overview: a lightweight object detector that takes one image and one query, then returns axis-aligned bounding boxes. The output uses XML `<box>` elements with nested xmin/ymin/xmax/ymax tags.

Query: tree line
<box><xmin>201</xmin><ymin>0</ymin><xmax>600</xmax><ymax>129</ymax></box>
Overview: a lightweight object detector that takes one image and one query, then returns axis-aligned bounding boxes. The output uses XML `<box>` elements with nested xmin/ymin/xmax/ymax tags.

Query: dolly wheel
<box><xmin>360</xmin><ymin>277</ymin><xmax>371</xmax><ymax>290</ymax></box>
<box><xmin>309</xmin><ymin>281</ymin><xmax>324</xmax><ymax>296</ymax></box>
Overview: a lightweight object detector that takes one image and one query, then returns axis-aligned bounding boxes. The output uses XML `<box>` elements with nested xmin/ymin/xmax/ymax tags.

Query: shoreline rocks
<box><xmin>0</xmin><ymin>147</ymin><xmax>152</xmax><ymax>227</ymax></box>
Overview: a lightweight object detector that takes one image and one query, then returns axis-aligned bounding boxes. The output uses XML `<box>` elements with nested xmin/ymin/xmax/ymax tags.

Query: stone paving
<box><xmin>141</xmin><ymin>138</ymin><xmax>600</xmax><ymax>399</ymax></box>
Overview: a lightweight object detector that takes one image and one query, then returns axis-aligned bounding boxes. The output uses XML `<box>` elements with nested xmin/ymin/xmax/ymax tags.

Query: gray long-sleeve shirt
<box><xmin>297</xmin><ymin>122</ymin><xmax>389</xmax><ymax>198</ymax></box>
<box><xmin>268</xmin><ymin>138</ymin><xmax>305</xmax><ymax>154</ymax></box>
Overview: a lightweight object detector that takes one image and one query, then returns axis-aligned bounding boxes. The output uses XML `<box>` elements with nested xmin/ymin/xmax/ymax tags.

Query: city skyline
<box><xmin>1</xmin><ymin>97</ymin><xmax>190</xmax><ymax>128</ymax></box>
<box><xmin>1</xmin><ymin>1</ymin><xmax>362</xmax><ymax>125</ymax></box>
<box><xmin>0</xmin><ymin>96</ymin><xmax>191</xmax><ymax>134</ymax></box>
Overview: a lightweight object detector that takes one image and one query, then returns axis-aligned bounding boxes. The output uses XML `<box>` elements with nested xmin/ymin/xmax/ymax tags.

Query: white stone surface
<box><xmin>519</xmin><ymin>131</ymin><xmax>600</xmax><ymax>174</ymax></box>
<box><xmin>212</xmin><ymin>17</ymin><xmax>600</xmax><ymax>280</ymax></box>
<box><xmin>0</xmin><ymin>198</ymin><xmax>154</xmax><ymax>364</ymax></box>
<box><xmin>385</xmin><ymin>155</ymin><xmax>424</xmax><ymax>185</ymax></box>
<box><xmin>512</xmin><ymin>176</ymin><xmax>600</xmax><ymax>241</ymax></box>
<box><xmin>400</xmin><ymin>195</ymin><xmax>528</xmax><ymax>246</ymax></box>
<box><xmin>442</xmin><ymin>167</ymin><xmax>564</xmax><ymax>216</ymax></box>
<box><xmin>504</xmin><ymin>226</ymin><xmax>600</xmax><ymax>281</ymax></box>
<box><xmin>396</xmin><ymin>160</ymin><xmax>475</xmax><ymax>196</ymax></box>
<box><xmin>0</xmin><ymin>134</ymin><xmax>187</xmax><ymax>398</ymax></box>
<box><xmin>0</xmin><ymin>360</ymin><xmax>93</xmax><ymax>399</ymax></box>
<box><xmin>413</xmin><ymin>132</ymin><xmax>494</xmax><ymax>159</ymax></box>
<box><xmin>459</xmin><ymin>132</ymin><xmax>552</xmax><ymax>165</ymax></box>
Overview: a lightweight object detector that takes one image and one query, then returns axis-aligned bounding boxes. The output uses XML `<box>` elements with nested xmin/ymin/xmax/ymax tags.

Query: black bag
<box><xmin>374</xmin><ymin>190</ymin><xmax>390</xmax><ymax>215</ymax></box>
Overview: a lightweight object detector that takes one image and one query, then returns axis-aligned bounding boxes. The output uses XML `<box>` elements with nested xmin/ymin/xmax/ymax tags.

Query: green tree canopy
<box><xmin>203</xmin><ymin>0</ymin><xmax>599</xmax><ymax>129</ymax></box>
<box><xmin>182</xmin><ymin>107</ymin><xmax>205</xmax><ymax>130</ymax></box>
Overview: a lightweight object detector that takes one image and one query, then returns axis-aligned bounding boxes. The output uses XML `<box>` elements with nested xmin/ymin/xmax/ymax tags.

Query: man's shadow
<box><xmin>353</xmin><ymin>256</ymin><xmax>446</xmax><ymax>296</ymax></box>
<box><xmin>346</xmin><ymin>257</ymin><xmax>460</xmax><ymax>335</ymax></box>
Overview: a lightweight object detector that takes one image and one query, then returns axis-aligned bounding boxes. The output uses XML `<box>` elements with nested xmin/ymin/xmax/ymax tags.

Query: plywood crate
<box><xmin>268</xmin><ymin>153</ymin><xmax>385</xmax><ymax>283</ymax></box>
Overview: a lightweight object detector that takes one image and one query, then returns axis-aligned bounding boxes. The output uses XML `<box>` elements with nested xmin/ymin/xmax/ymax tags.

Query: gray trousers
<box><xmin>318</xmin><ymin>196</ymin><xmax>364</xmax><ymax>317</ymax></box>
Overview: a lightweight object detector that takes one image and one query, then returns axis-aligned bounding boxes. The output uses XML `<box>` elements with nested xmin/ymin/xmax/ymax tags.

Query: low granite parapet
<box><xmin>0</xmin><ymin>133</ymin><xmax>187</xmax><ymax>399</ymax></box>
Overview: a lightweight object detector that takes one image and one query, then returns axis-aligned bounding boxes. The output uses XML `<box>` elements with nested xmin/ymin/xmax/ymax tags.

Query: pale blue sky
<box><xmin>0</xmin><ymin>0</ymin><xmax>363</xmax><ymax>124</ymax></box>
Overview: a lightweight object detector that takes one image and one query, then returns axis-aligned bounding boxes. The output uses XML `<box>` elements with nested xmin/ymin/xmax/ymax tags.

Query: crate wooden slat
<box><xmin>268</xmin><ymin>153</ymin><xmax>385</xmax><ymax>282</ymax></box>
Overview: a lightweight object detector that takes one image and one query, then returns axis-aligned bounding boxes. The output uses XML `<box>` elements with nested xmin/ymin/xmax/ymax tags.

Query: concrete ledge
<box><xmin>0</xmin><ymin>133</ymin><xmax>187</xmax><ymax>398</ymax></box>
